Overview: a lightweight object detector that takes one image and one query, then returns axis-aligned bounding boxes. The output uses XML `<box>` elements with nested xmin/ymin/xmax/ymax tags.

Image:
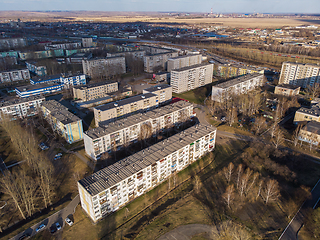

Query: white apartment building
<box><xmin>82</xmin><ymin>38</ymin><xmax>93</xmax><ymax>48</ymax></box>
<box><xmin>279</xmin><ymin>61</ymin><xmax>320</xmax><ymax>88</ymax></box>
<box><xmin>0</xmin><ymin>69</ymin><xmax>30</xmax><ymax>83</ymax></box>
<box><xmin>0</xmin><ymin>96</ymin><xmax>44</xmax><ymax>120</ymax></box>
<box><xmin>73</xmin><ymin>81</ymin><xmax>118</xmax><ymax>101</ymax></box>
<box><xmin>144</xmin><ymin>52</ymin><xmax>179</xmax><ymax>73</ymax></box>
<box><xmin>84</xmin><ymin>101</ymin><xmax>193</xmax><ymax>160</ymax></box>
<box><xmin>0</xmin><ymin>38</ymin><xmax>27</xmax><ymax>50</ymax></box>
<box><xmin>142</xmin><ymin>84</ymin><xmax>172</xmax><ymax>105</ymax></box>
<box><xmin>82</xmin><ymin>57</ymin><xmax>126</xmax><ymax>78</ymax></box>
<box><xmin>170</xmin><ymin>63</ymin><xmax>213</xmax><ymax>94</ymax></box>
<box><xmin>44</xmin><ymin>42</ymin><xmax>81</xmax><ymax>50</ymax></box>
<box><xmin>78</xmin><ymin>124</ymin><xmax>216</xmax><ymax>222</ymax></box>
<box><xmin>211</xmin><ymin>73</ymin><xmax>264</xmax><ymax>102</ymax></box>
<box><xmin>167</xmin><ymin>54</ymin><xmax>202</xmax><ymax>72</ymax></box>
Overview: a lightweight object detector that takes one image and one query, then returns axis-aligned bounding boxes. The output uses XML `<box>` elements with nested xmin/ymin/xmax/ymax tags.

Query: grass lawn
<box><xmin>172</xmin><ymin>84</ymin><xmax>212</xmax><ymax>105</ymax></box>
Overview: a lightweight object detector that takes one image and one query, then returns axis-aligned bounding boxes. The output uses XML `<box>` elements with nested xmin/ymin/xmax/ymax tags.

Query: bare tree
<box><xmin>272</xmin><ymin>128</ymin><xmax>284</xmax><ymax>149</ymax></box>
<box><xmin>236</xmin><ymin>164</ymin><xmax>243</xmax><ymax>189</ymax></box>
<box><xmin>293</xmin><ymin>124</ymin><xmax>302</xmax><ymax>147</ymax></box>
<box><xmin>256</xmin><ymin>179</ymin><xmax>263</xmax><ymax>200</ymax></box>
<box><xmin>222</xmin><ymin>185</ymin><xmax>235</xmax><ymax>209</ymax></box>
<box><xmin>138</xmin><ymin>122</ymin><xmax>153</xmax><ymax>148</ymax></box>
<box><xmin>253</xmin><ymin>116</ymin><xmax>267</xmax><ymax>135</ymax></box>
<box><xmin>223</xmin><ymin>162</ymin><xmax>234</xmax><ymax>184</ymax></box>
<box><xmin>246</xmin><ymin>172</ymin><xmax>259</xmax><ymax>194</ymax></box>
<box><xmin>226</xmin><ymin>106</ymin><xmax>238</xmax><ymax>126</ymax></box>
<box><xmin>239</xmin><ymin>168</ymin><xmax>252</xmax><ymax>198</ymax></box>
<box><xmin>193</xmin><ymin>175</ymin><xmax>202</xmax><ymax>194</ymax></box>
<box><xmin>307</xmin><ymin>83</ymin><xmax>320</xmax><ymax>99</ymax></box>
<box><xmin>262</xmin><ymin>179</ymin><xmax>280</xmax><ymax>204</ymax></box>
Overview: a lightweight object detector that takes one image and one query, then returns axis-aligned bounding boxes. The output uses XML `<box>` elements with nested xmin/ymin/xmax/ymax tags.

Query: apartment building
<box><xmin>298</xmin><ymin>121</ymin><xmax>320</xmax><ymax>146</ymax></box>
<box><xmin>211</xmin><ymin>73</ymin><xmax>264</xmax><ymax>102</ymax></box>
<box><xmin>155</xmin><ymin>72</ymin><xmax>170</xmax><ymax>83</ymax></box>
<box><xmin>144</xmin><ymin>52</ymin><xmax>179</xmax><ymax>73</ymax></box>
<box><xmin>44</xmin><ymin>42</ymin><xmax>81</xmax><ymax>50</ymax></box>
<box><xmin>0</xmin><ymin>96</ymin><xmax>44</xmax><ymax>120</ymax></box>
<box><xmin>274</xmin><ymin>84</ymin><xmax>300</xmax><ymax>96</ymax></box>
<box><xmin>82</xmin><ymin>57</ymin><xmax>126</xmax><ymax>78</ymax></box>
<box><xmin>0</xmin><ymin>38</ymin><xmax>27</xmax><ymax>50</ymax></box>
<box><xmin>66</xmin><ymin>52</ymin><xmax>92</xmax><ymax>64</ymax></box>
<box><xmin>82</xmin><ymin>38</ymin><xmax>93</xmax><ymax>48</ymax></box>
<box><xmin>167</xmin><ymin>54</ymin><xmax>202</xmax><ymax>72</ymax></box>
<box><xmin>279</xmin><ymin>62</ymin><xmax>320</xmax><ymax>88</ymax></box>
<box><xmin>139</xmin><ymin>45</ymin><xmax>173</xmax><ymax>54</ymax></box>
<box><xmin>15</xmin><ymin>83</ymin><xmax>64</xmax><ymax>98</ymax></box>
<box><xmin>30</xmin><ymin>73</ymin><xmax>86</xmax><ymax>88</ymax></box>
<box><xmin>142</xmin><ymin>84</ymin><xmax>172</xmax><ymax>105</ymax></box>
<box><xmin>41</xmin><ymin>100</ymin><xmax>83</xmax><ymax>144</ymax></box>
<box><xmin>0</xmin><ymin>69</ymin><xmax>30</xmax><ymax>83</ymax></box>
<box><xmin>106</xmin><ymin>50</ymin><xmax>145</xmax><ymax>60</ymax></box>
<box><xmin>73</xmin><ymin>81</ymin><xmax>118</xmax><ymax>101</ymax></box>
<box><xmin>171</xmin><ymin>63</ymin><xmax>213</xmax><ymax>94</ymax></box>
<box><xmin>93</xmin><ymin>93</ymin><xmax>158</xmax><ymax>126</ymax></box>
<box><xmin>84</xmin><ymin>101</ymin><xmax>193</xmax><ymax>160</ymax></box>
<box><xmin>25</xmin><ymin>61</ymin><xmax>47</xmax><ymax>76</ymax></box>
<box><xmin>78</xmin><ymin>124</ymin><xmax>216</xmax><ymax>222</ymax></box>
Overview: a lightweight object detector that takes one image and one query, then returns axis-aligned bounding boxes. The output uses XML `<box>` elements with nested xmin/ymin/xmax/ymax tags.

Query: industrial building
<box><xmin>0</xmin><ymin>69</ymin><xmax>30</xmax><ymax>83</ymax></box>
<box><xmin>170</xmin><ymin>63</ymin><xmax>213</xmax><ymax>94</ymax></box>
<box><xmin>142</xmin><ymin>84</ymin><xmax>172</xmax><ymax>105</ymax></box>
<box><xmin>84</xmin><ymin>100</ymin><xmax>193</xmax><ymax>160</ymax></box>
<box><xmin>167</xmin><ymin>54</ymin><xmax>202</xmax><ymax>72</ymax></box>
<box><xmin>41</xmin><ymin>100</ymin><xmax>83</xmax><ymax>144</ymax></box>
<box><xmin>78</xmin><ymin>124</ymin><xmax>216</xmax><ymax>222</ymax></box>
<box><xmin>73</xmin><ymin>81</ymin><xmax>118</xmax><ymax>101</ymax></box>
<box><xmin>279</xmin><ymin>62</ymin><xmax>320</xmax><ymax>88</ymax></box>
<box><xmin>211</xmin><ymin>73</ymin><xmax>264</xmax><ymax>102</ymax></box>
<box><xmin>93</xmin><ymin>93</ymin><xmax>158</xmax><ymax>126</ymax></box>
<box><xmin>0</xmin><ymin>96</ymin><xmax>44</xmax><ymax>120</ymax></box>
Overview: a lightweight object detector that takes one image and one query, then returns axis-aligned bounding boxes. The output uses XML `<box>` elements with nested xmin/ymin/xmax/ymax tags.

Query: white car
<box><xmin>36</xmin><ymin>223</ymin><xmax>46</xmax><ymax>232</ymax></box>
<box><xmin>65</xmin><ymin>217</ymin><xmax>73</xmax><ymax>226</ymax></box>
<box><xmin>55</xmin><ymin>222</ymin><xmax>61</xmax><ymax>231</ymax></box>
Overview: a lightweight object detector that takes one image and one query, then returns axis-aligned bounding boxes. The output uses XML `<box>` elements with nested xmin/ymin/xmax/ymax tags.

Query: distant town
<box><xmin>0</xmin><ymin>11</ymin><xmax>320</xmax><ymax>240</ymax></box>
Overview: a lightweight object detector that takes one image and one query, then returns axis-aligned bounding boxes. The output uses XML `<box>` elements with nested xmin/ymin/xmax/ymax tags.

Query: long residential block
<box><xmin>78</xmin><ymin>124</ymin><xmax>216</xmax><ymax>222</ymax></box>
<box><xmin>167</xmin><ymin>54</ymin><xmax>202</xmax><ymax>72</ymax></box>
<box><xmin>26</xmin><ymin>61</ymin><xmax>47</xmax><ymax>76</ymax></box>
<box><xmin>0</xmin><ymin>69</ymin><xmax>30</xmax><ymax>83</ymax></box>
<box><xmin>82</xmin><ymin>57</ymin><xmax>126</xmax><ymax>78</ymax></box>
<box><xmin>84</xmin><ymin>101</ymin><xmax>193</xmax><ymax>160</ymax></box>
<box><xmin>171</xmin><ymin>63</ymin><xmax>213</xmax><ymax>94</ymax></box>
<box><xmin>0</xmin><ymin>96</ymin><xmax>44</xmax><ymax>120</ymax></box>
<box><xmin>142</xmin><ymin>84</ymin><xmax>172</xmax><ymax>105</ymax></box>
<box><xmin>279</xmin><ymin>61</ymin><xmax>320</xmax><ymax>88</ymax></box>
<box><xmin>93</xmin><ymin>93</ymin><xmax>158</xmax><ymax>126</ymax></box>
<box><xmin>73</xmin><ymin>81</ymin><xmax>118</xmax><ymax>101</ymax></box>
<box><xmin>211</xmin><ymin>73</ymin><xmax>264</xmax><ymax>102</ymax></box>
<box><xmin>41</xmin><ymin>100</ymin><xmax>83</xmax><ymax>144</ymax></box>
<box><xmin>30</xmin><ymin>73</ymin><xmax>86</xmax><ymax>88</ymax></box>
<box><xmin>144</xmin><ymin>52</ymin><xmax>179</xmax><ymax>73</ymax></box>
<box><xmin>15</xmin><ymin>83</ymin><xmax>64</xmax><ymax>98</ymax></box>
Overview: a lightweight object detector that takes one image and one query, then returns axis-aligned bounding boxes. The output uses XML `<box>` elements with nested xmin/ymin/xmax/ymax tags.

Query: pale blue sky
<box><xmin>0</xmin><ymin>0</ymin><xmax>319</xmax><ymax>13</ymax></box>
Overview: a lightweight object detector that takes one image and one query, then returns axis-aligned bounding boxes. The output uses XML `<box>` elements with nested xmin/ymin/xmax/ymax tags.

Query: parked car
<box><xmin>18</xmin><ymin>233</ymin><xmax>30</xmax><ymax>240</ymax></box>
<box><xmin>54</xmin><ymin>153</ymin><xmax>62</xmax><ymax>160</ymax></box>
<box><xmin>39</xmin><ymin>142</ymin><xmax>49</xmax><ymax>151</ymax></box>
<box><xmin>55</xmin><ymin>222</ymin><xmax>62</xmax><ymax>231</ymax></box>
<box><xmin>36</xmin><ymin>223</ymin><xmax>46</xmax><ymax>232</ymax></box>
<box><xmin>65</xmin><ymin>217</ymin><xmax>73</xmax><ymax>226</ymax></box>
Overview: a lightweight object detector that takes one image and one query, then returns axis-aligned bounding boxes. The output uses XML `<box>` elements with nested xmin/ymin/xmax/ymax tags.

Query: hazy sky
<box><xmin>1</xmin><ymin>0</ymin><xmax>320</xmax><ymax>13</ymax></box>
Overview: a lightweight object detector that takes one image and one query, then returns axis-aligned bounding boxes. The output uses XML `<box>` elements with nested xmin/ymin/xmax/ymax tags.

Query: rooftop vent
<box><xmin>157</xmin><ymin>86</ymin><xmax>161</xmax><ymax>89</ymax></box>
<box><xmin>114</xmin><ymin>103</ymin><xmax>118</xmax><ymax>107</ymax></box>
<box><xmin>141</xmin><ymin>95</ymin><xmax>145</xmax><ymax>99</ymax></box>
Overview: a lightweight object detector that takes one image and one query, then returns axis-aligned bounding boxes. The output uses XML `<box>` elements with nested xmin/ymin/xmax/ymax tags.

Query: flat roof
<box><xmin>79</xmin><ymin>124</ymin><xmax>216</xmax><ymax>196</ymax></box>
<box><xmin>31</xmin><ymin>74</ymin><xmax>61</xmax><ymax>82</ymax></box>
<box><xmin>302</xmin><ymin>121</ymin><xmax>320</xmax><ymax>135</ymax></box>
<box><xmin>143</xmin><ymin>84</ymin><xmax>171</xmax><ymax>93</ymax></box>
<box><xmin>171</xmin><ymin>63</ymin><xmax>213</xmax><ymax>72</ymax></box>
<box><xmin>297</xmin><ymin>106</ymin><xmax>320</xmax><ymax>117</ymax></box>
<box><xmin>77</xmin><ymin>96</ymin><xmax>113</xmax><ymax>106</ymax></box>
<box><xmin>276</xmin><ymin>84</ymin><xmax>300</xmax><ymax>90</ymax></box>
<box><xmin>16</xmin><ymin>83</ymin><xmax>63</xmax><ymax>92</ymax></box>
<box><xmin>42</xmin><ymin>100</ymin><xmax>81</xmax><ymax>124</ymax></box>
<box><xmin>0</xmin><ymin>95</ymin><xmax>45</xmax><ymax>107</ymax></box>
<box><xmin>168</xmin><ymin>54</ymin><xmax>201</xmax><ymax>60</ymax></box>
<box><xmin>74</xmin><ymin>81</ymin><xmax>117</xmax><ymax>90</ymax></box>
<box><xmin>94</xmin><ymin>93</ymin><xmax>157</xmax><ymax>112</ymax></box>
<box><xmin>145</xmin><ymin>51</ymin><xmax>176</xmax><ymax>57</ymax></box>
<box><xmin>213</xmin><ymin>73</ymin><xmax>263</xmax><ymax>89</ymax></box>
<box><xmin>0</xmin><ymin>68</ymin><xmax>28</xmax><ymax>74</ymax></box>
<box><xmin>85</xmin><ymin>101</ymin><xmax>193</xmax><ymax>140</ymax></box>
<box><xmin>284</xmin><ymin>61</ymin><xmax>320</xmax><ymax>67</ymax></box>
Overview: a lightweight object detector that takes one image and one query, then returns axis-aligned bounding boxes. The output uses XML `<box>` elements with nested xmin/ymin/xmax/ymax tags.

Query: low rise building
<box><xmin>82</xmin><ymin>57</ymin><xmax>126</xmax><ymax>78</ymax></box>
<box><xmin>211</xmin><ymin>73</ymin><xmax>264</xmax><ymax>102</ymax></box>
<box><xmin>0</xmin><ymin>96</ymin><xmax>44</xmax><ymax>120</ymax></box>
<box><xmin>41</xmin><ymin>100</ymin><xmax>83</xmax><ymax>144</ymax></box>
<box><xmin>30</xmin><ymin>73</ymin><xmax>86</xmax><ymax>88</ymax></box>
<box><xmin>144</xmin><ymin>52</ymin><xmax>179</xmax><ymax>73</ymax></box>
<box><xmin>155</xmin><ymin>72</ymin><xmax>170</xmax><ymax>83</ymax></box>
<box><xmin>142</xmin><ymin>84</ymin><xmax>172</xmax><ymax>105</ymax></box>
<box><xmin>167</xmin><ymin>54</ymin><xmax>202</xmax><ymax>72</ymax></box>
<box><xmin>15</xmin><ymin>83</ymin><xmax>64</xmax><ymax>98</ymax></box>
<box><xmin>0</xmin><ymin>69</ymin><xmax>30</xmax><ymax>83</ymax></box>
<box><xmin>93</xmin><ymin>93</ymin><xmax>158</xmax><ymax>126</ymax></box>
<box><xmin>294</xmin><ymin>103</ymin><xmax>320</xmax><ymax>123</ymax></box>
<box><xmin>73</xmin><ymin>81</ymin><xmax>118</xmax><ymax>101</ymax></box>
<box><xmin>78</xmin><ymin>124</ymin><xmax>216</xmax><ymax>222</ymax></box>
<box><xmin>298</xmin><ymin>121</ymin><xmax>320</xmax><ymax>146</ymax></box>
<box><xmin>66</xmin><ymin>52</ymin><xmax>92</xmax><ymax>64</ymax></box>
<box><xmin>274</xmin><ymin>84</ymin><xmax>300</xmax><ymax>96</ymax></box>
<box><xmin>171</xmin><ymin>63</ymin><xmax>213</xmax><ymax>94</ymax></box>
<box><xmin>26</xmin><ymin>61</ymin><xmax>47</xmax><ymax>76</ymax></box>
<box><xmin>84</xmin><ymin>101</ymin><xmax>193</xmax><ymax>160</ymax></box>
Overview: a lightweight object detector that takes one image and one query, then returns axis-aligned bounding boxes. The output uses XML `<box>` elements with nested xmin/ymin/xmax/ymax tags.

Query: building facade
<box><xmin>274</xmin><ymin>84</ymin><xmax>300</xmax><ymax>96</ymax></box>
<box><xmin>84</xmin><ymin>101</ymin><xmax>193</xmax><ymax>160</ymax></box>
<box><xmin>279</xmin><ymin>62</ymin><xmax>320</xmax><ymax>88</ymax></box>
<box><xmin>30</xmin><ymin>73</ymin><xmax>86</xmax><ymax>88</ymax></box>
<box><xmin>142</xmin><ymin>84</ymin><xmax>172</xmax><ymax>105</ymax></box>
<box><xmin>167</xmin><ymin>54</ymin><xmax>202</xmax><ymax>72</ymax></box>
<box><xmin>93</xmin><ymin>93</ymin><xmax>158</xmax><ymax>126</ymax></box>
<box><xmin>106</xmin><ymin>50</ymin><xmax>145</xmax><ymax>61</ymax></box>
<box><xmin>211</xmin><ymin>73</ymin><xmax>264</xmax><ymax>102</ymax></box>
<box><xmin>171</xmin><ymin>63</ymin><xmax>213</xmax><ymax>94</ymax></box>
<box><xmin>15</xmin><ymin>83</ymin><xmax>64</xmax><ymax>98</ymax></box>
<box><xmin>298</xmin><ymin>121</ymin><xmax>320</xmax><ymax>146</ymax></box>
<box><xmin>26</xmin><ymin>61</ymin><xmax>47</xmax><ymax>76</ymax></box>
<box><xmin>82</xmin><ymin>38</ymin><xmax>93</xmax><ymax>48</ymax></box>
<box><xmin>44</xmin><ymin>42</ymin><xmax>81</xmax><ymax>50</ymax></box>
<box><xmin>78</xmin><ymin>124</ymin><xmax>216</xmax><ymax>222</ymax></box>
<box><xmin>73</xmin><ymin>81</ymin><xmax>118</xmax><ymax>101</ymax></box>
<box><xmin>82</xmin><ymin>57</ymin><xmax>126</xmax><ymax>78</ymax></box>
<box><xmin>144</xmin><ymin>52</ymin><xmax>179</xmax><ymax>73</ymax></box>
<box><xmin>0</xmin><ymin>38</ymin><xmax>27</xmax><ymax>50</ymax></box>
<box><xmin>0</xmin><ymin>69</ymin><xmax>30</xmax><ymax>83</ymax></box>
<box><xmin>0</xmin><ymin>96</ymin><xmax>44</xmax><ymax>120</ymax></box>
<box><xmin>41</xmin><ymin>100</ymin><xmax>83</xmax><ymax>144</ymax></box>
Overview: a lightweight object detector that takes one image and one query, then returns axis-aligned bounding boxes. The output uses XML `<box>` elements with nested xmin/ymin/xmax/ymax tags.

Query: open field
<box><xmin>0</xmin><ymin>11</ymin><xmax>319</xmax><ymax>28</ymax></box>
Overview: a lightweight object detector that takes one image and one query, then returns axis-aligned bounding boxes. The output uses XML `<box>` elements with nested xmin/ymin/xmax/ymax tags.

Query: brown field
<box><xmin>0</xmin><ymin>11</ymin><xmax>319</xmax><ymax>28</ymax></box>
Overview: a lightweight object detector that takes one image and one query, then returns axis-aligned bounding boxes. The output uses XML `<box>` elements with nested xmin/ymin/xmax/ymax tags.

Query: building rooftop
<box><xmin>31</xmin><ymin>74</ymin><xmax>61</xmax><ymax>82</ymax></box>
<box><xmin>79</xmin><ymin>123</ymin><xmax>216</xmax><ymax>196</ymax></box>
<box><xmin>42</xmin><ymin>100</ymin><xmax>81</xmax><ymax>124</ymax></box>
<box><xmin>302</xmin><ymin>121</ymin><xmax>320</xmax><ymax>135</ymax></box>
<box><xmin>73</xmin><ymin>81</ymin><xmax>117</xmax><ymax>90</ymax></box>
<box><xmin>0</xmin><ymin>68</ymin><xmax>28</xmax><ymax>74</ymax></box>
<box><xmin>171</xmin><ymin>63</ymin><xmax>213</xmax><ymax>72</ymax></box>
<box><xmin>77</xmin><ymin>96</ymin><xmax>113</xmax><ymax>107</ymax></box>
<box><xmin>145</xmin><ymin>51</ymin><xmax>176</xmax><ymax>57</ymax></box>
<box><xmin>297</xmin><ymin>105</ymin><xmax>320</xmax><ymax>117</ymax></box>
<box><xmin>276</xmin><ymin>84</ymin><xmax>300</xmax><ymax>90</ymax></box>
<box><xmin>0</xmin><ymin>95</ymin><xmax>45</xmax><ymax>107</ymax></box>
<box><xmin>16</xmin><ymin>83</ymin><xmax>63</xmax><ymax>92</ymax></box>
<box><xmin>85</xmin><ymin>101</ymin><xmax>193</xmax><ymax>140</ymax></box>
<box><xmin>168</xmin><ymin>54</ymin><xmax>201</xmax><ymax>60</ymax></box>
<box><xmin>94</xmin><ymin>93</ymin><xmax>157</xmax><ymax>112</ymax></box>
<box><xmin>213</xmin><ymin>73</ymin><xmax>263</xmax><ymax>89</ymax></box>
<box><xmin>143</xmin><ymin>84</ymin><xmax>171</xmax><ymax>93</ymax></box>
<box><xmin>284</xmin><ymin>61</ymin><xmax>320</xmax><ymax>67</ymax></box>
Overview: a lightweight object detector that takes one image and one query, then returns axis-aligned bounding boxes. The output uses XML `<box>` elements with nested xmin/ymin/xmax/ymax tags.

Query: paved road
<box><xmin>10</xmin><ymin>195</ymin><xmax>80</xmax><ymax>240</ymax></box>
<box><xmin>158</xmin><ymin>224</ymin><xmax>215</xmax><ymax>240</ymax></box>
<box><xmin>279</xmin><ymin>179</ymin><xmax>320</xmax><ymax>240</ymax></box>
